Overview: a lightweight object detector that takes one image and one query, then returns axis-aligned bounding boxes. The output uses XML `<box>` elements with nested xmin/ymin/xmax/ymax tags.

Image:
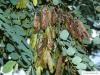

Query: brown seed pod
<box><xmin>76</xmin><ymin>20</ymin><xmax>90</xmax><ymax>39</ymax></box>
<box><xmin>52</xmin><ymin>26</ymin><xmax>56</xmax><ymax>39</ymax></box>
<box><xmin>47</xmin><ymin>9</ymin><xmax>52</xmax><ymax>25</ymax></box>
<box><xmin>47</xmin><ymin>37</ymin><xmax>53</xmax><ymax>50</ymax></box>
<box><xmin>55</xmin><ymin>55</ymin><xmax>63</xmax><ymax>75</ymax></box>
<box><xmin>34</xmin><ymin>14</ymin><xmax>40</xmax><ymax>32</ymax></box>
<box><xmin>57</xmin><ymin>8</ymin><xmax>63</xmax><ymax>25</ymax></box>
<box><xmin>65</xmin><ymin>13</ymin><xmax>83</xmax><ymax>42</ymax></box>
<box><xmin>41</xmin><ymin>6</ymin><xmax>48</xmax><ymax>30</ymax></box>
<box><xmin>52</xmin><ymin>8</ymin><xmax>57</xmax><ymax>25</ymax></box>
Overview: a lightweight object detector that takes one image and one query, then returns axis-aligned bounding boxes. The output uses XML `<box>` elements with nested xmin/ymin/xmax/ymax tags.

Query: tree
<box><xmin>0</xmin><ymin>0</ymin><xmax>100</xmax><ymax>75</ymax></box>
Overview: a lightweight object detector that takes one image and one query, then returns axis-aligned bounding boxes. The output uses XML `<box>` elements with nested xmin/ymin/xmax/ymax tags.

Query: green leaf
<box><xmin>0</xmin><ymin>14</ymin><xmax>7</xmax><ymax>22</ymax></box>
<box><xmin>77</xmin><ymin>70</ymin><xmax>83</xmax><ymax>75</ymax></box>
<box><xmin>3</xmin><ymin>9</ymin><xmax>11</xmax><ymax>17</ymax></box>
<box><xmin>93</xmin><ymin>36</ymin><xmax>100</xmax><ymax>44</ymax></box>
<box><xmin>0</xmin><ymin>9</ymin><xmax>3</xmax><ymax>14</ymax></box>
<box><xmin>22</xmin><ymin>19</ymin><xmax>32</xmax><ymax>28</ymax></box>
<box><xmin>97</xmin><ymin>45</ymin><xmax>100</xmax><ymax>49</ymax></box>
<box><xmin>60</xmin><ymin>30</ymin><xmax>69</xmax><ymax>40</ymax></box>
<box><xmin>72</xmin><ymin>56</ymin><xmax>82</xmax><ymax>65</ymax></box>
<box><xmin>96</xmin><ymin>6</ymin><xmax>100</xmax><ymax>12</ymax></box>
<box><xmin>0</xmin><ymin>41</ymin><xmax>5</xmax><ymax>47</ymax></box>
<box><xmin>76</xmin><ymin>63</ymin><xmax>87</xmax><ymax>70</ymax></box>
<box><xmin>6</xmin><ymin>43</ymin><xmax>15</xmax><ymax>52</ymax></box>
<box><xmin>13</xmin><ymin>20</ymin><xmax>21</xmax><ymax>25</ymax></box>
<box><xmin>76</xmin><ymin>53</ymin><xmax>83</xmax><ymax>58</ymax></box>
<box><xmin>82</xmin><ymin>55</ymin><xmax>90</xmax><ymax>62</ymax></box>
<box><xmin>17</xmin><ymin>12</ymin><xmax>26</xmax><ymax>19</ymax></box>
<box><xmin>57</xmin><ymin>39</ymin><xmax>65</xmax><ymax>46</ymax></box>
<box><xmin>17</xmin><ymin>43</ymin><xmax>29</xmax><ymax>52</ymax></box>
<box><xmin>21</xmin><ymin>52</ymin><xmax>33</xmax><ymax>60</ymax></box>
<box><xmin>11</xmin><ymin>12</ymin><xmax>18</xmax><ymax>19</ymax></box>
<box><xmin>53</xmin><ymin>0</ymin><xmax>61</xmax><ymax>5</ymax></box>
<box><xmin>10</xmin><ymin>0</ymin><xmax>17</xmax><ymax>5</ymax></box>
<box><xmin>82</xmin><ymin>37</ymin><xmax>91</xmax><ymax>44</ymax></box>
<box><xmin>13</xmin><ymin>25</ymin><xmax>25</xmax><ymax>36</ymax></box>
<box><xmin>10</xmin><ymin>52</ymin><xmax>20</xmax><ymax>60</ymax></box>
<box><xmin>33</xmin><ymin>0</ymin><xmax>38</xmax><ymax>6</ymax></box>
<box><xmin>18</xmin><ymin>60</ymin><xmax>28</xmax><ymax>68</ymax></box>
<box><xmin>12</xmin><ymin>35</ymin><xmax>22</xmax><ymax>44</ymax></box>
<box><xmin>62</xmin><ymin>47</ymin><xmax>67</xmax><ymax>56</ymax></box>
<box><xmin>62</xmin><ymin>47</ymin><xmax>76</xmax><ymax>56</ymax></box>
<box><xmin>3</xmin><ymin>61</ymin><xmax>16</xmax><ymax>73</ymax></box>
<box><xmin>21</xmin><ymin>54</ymin><xmax>31</xmax><ymax>65</ymax></box>
<box><xmin>89</xmin><ymin>62</ymin><xmax>94</xmax><ymax>67</ymax></box>
<box><xmin>31</xmin><ymin>67</ymin><xmax>35</xmax><ymax>75</ymax></box>
<box><xmin>66</xmin><ymin>47</ymin><xmax>76</xmax><ymax>56</ymax></box>
<box><xmin>76</xmin><ymin>45</ymin><xmax>86</xmax><ymax>54</ymax></box>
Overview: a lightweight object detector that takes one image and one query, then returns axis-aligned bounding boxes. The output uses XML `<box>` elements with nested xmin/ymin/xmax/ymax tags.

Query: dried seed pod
<box><xmin>52</xmin><ymin>8</ymin><xmax>57</xmax><ymax>25</ymax></box>
<box><xmin>30</xmin><ymin>33</ymin><xmax>37</xmax><ymax>49</ymax></box>
<box><xmin>52</xmin><ymin>26</ymin><xmax>56</xmax><ymax>39</ymax></box>
<box><xmin>65</xmin><ymin>13</ymin><xmax>83</xmax><ymax>42</ymax></box>
<box><xmin>47</xmin><ymin>51</ymin><xmax>54</xmax><ymax>73</ymax></box>
<box><xmin>47</xmin><ymin>9</ymin><xmax>52</xmax><ymax>24</ymax></box>
<box><xmin>34</xmin><ymin>14</ymin><xmax>40</xmax><ymax>32</ymax></box>
<box><xmin>47</xmin><ymin>38</ymin><xmax>53</xmax><ymax>50</ymax></box>
<box><xmin>45</xmin><ymin>26</ymin><xmax>53</xmax><ymax>50</ymax></box>
<box><xmin>55</xmin><ymin>55</ymin><xmax>63</xmax><ymax>75</ymax></box>
<box><xmin>57</xmin><ymin>8</ymin><xmax>63</xmax><ymax>24</ymax></box>
<box><xmin>76</xmin><ymin>20</ymin><xmax>90</xmax><ymax>39</ymax></box>
<box><xmin>41</xmin><ymin>6</ymin><xmax>48</xmax><ymax>30</ymax></box>
<box><xmin>36</xmin><ymin>66</ymin><xmax>43</xmax><ymax>75</ymax></box>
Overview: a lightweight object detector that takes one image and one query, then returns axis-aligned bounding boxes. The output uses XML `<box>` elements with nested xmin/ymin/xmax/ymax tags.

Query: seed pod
<box><xmin>36</xmin><ymin>66</ymin><xmax>43</xmax><ymax>75</ymax></box>
<box><xmin>47</xmin><ymin>38</ymin><xmax>53</xmax><ymax>50</ymax></box>
<box><xmin>52</xmin><ymin>8</ymin><xmax>57</xmax><ymax>25</ymax></box>
<box><xmin>41</xmin><ymin>6</ymin><xmax>48</xmax><ymax>30</ymax></box>
<box><xmin>34</xmin><ymin>14</ymin><xmax>40</xmax><ymax>32</ymax></box>
<box><xmin>47</xmin><ymin>51</ymin><xmax>54</xmax><ymax>73</ymax></box>
<box><xmin>78</xmin><ymin>20</ymin><xmax>90</xmax><ymax>37</ymax></box>
<box><xmin>30</xmin><ymin>33</ymin><xmax>37</xmax><ymax>49</ymax></box>
<box><xmin>52</xmin><ymin>26</ymin><xmax>56</xmax><ymax>39</ymax></box>
<box><xmin>47</xmin><ymin>9</ymin><xmax>52</xmax><ymax>24</ymax></box>
<box><xmin>55</xmin><ymin>55</ymin><xmax>63</xmax><ymax>75</ymax></box>
<box><xmin>45</xmin><ymin>26</ymin><xmax>53</xmax><ymax>50</ymax></box>
<box><xmin>75</xmin><ymin>20</ymin><xmax>90</xmax><ymax>42</ymax></box>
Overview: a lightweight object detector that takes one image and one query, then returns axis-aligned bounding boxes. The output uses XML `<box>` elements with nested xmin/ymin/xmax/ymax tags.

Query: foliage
<box><xmin>32</xmin><ymin>0</ymin><xmax>38</xmax><ymax>6</ymax></box>
<box><xmin>3</xmin><ymin>60</ymin><xmax>16</xmax><ymax>73</ymax></box>
<box><xmin>0</xmin><ymin>0</ymin><xmax>100</xmax><ymax>75</ymax></box>
<box><xmin>93</xmin><ymin>36</ymin><xmax>100</xmax><ymax>44</ymax></box>
<box><xmin>59</xmin><ymin>30</ymin><xmax>69</xmax><ymax>40</ymax></box>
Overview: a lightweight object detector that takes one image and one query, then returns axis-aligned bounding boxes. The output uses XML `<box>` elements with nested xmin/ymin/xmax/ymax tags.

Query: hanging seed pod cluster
<box><xmin>33</xmin><ymin>6</ymin><xmax>90</xmax><ymax>43</ymax></box>
<box><xmin>31</xmin><ymin>6</ymin><xmax>56</xmax><ymax>75</ymax></box>
<box><xmin>65</xmin><ymin>13</ymin><xmax>90</xmax><ymax>42</ymax></box>
<box><xmin>30</xmin><ymin>6</ymin><xmax>93</xmax><ymax>75</ymax></box>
